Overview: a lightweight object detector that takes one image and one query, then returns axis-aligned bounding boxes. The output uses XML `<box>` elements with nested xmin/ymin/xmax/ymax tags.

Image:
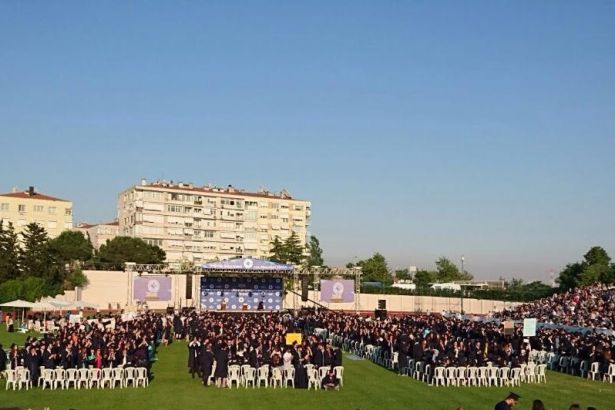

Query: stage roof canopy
<box><xmin>200</xmin><ymin>258</ymin><xmax>294</xmax><ymax>273</ymax></box>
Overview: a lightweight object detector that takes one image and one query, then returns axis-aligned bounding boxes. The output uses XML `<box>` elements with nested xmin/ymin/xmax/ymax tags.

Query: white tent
<box><xmin>70</xmin><ymin>300</ymin><xmax>99</xmax><ymax>309</ymax></box>
<box><xmin>0</xmin><ymin>299</ymin><xmax>34</xmax><ymax>308</ymax></box>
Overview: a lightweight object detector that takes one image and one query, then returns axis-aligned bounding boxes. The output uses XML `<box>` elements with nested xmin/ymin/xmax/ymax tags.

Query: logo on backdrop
<box><xmin>133</xmin><ymin>276</ymin><xmax>172</xmax><ymax>301</ymax></box>
<box><xmin>320</xmin><ymin>279</ymin><xmax>355</xmax><ymax>303</ymax></box>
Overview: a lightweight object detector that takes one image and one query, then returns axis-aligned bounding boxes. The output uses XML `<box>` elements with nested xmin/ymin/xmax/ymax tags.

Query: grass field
<box><xmin>2</xmin><ymin>329</ymin><xmax>615</xmax><ymax>410</ymax></box>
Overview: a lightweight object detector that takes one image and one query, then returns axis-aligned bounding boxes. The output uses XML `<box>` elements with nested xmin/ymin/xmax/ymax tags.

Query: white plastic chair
<box><xmin>536</xmin><ymin>364</ymin><xmax>547</xmax><ymax>383</ymax></box>
<box><xmin>53</xmin><ymin>368</ymin><xmax>66</xmax><ymax>390</ymax></box>
<box><xmin>498</xmin><ymin>367</ymin><xmax>511</xmax><ymax>387</ymax></box>
<box><xmin>270</xmin><ymin>368</ymin><xmax>283</xmax><ymax>388</ymax></box>
<box><xmin>39</xmin><ymin>368</ymin><xmax>55</xmax><ymax>390</ymax></box>
<box><xmin>466</xmin><ymin>367</ymin><xmax>478</xmax><ymax>386</ymax></box>
<box><xmin>432</xmin><ymin>367</ymin><xmax>446</xmax><ymax>386</ymax></box>
<box><xmin>413</xmin><ymin>361</ymin><xmax>425</xmax><ymax>380</ymax></box>
<box><xmin>77</xmin><ymin>368</ymin><xmax>90</xmax><ymax>389</ymax></box>
<box><xmin>283</xmin><ymin>367</ymin><xmax>295</xmax><ymax>388</ymax></box>
<box><xmin>243</xmin><ymin>367</ymin><xmax>256</xmax><ymax>388</ymax></box>
<box><xmin>5</xmin><ymin>369</ymin><xmax>18</xmax><ymax>391</ymax></box>
<box><xmin>603</xmin><ymin>364</ymin><xmax>615</xmax><ymax>383</ymax></box>
<box><xmin>124</xmin><ymin>367</ymin><xmax>137</xmax><ymax>387</ymax></box>
<box><xmin>487</xmin><ymin>366</ymin><xmax>500</xmax><ymax>387</ymax></box>
<box><xmin>510</xmin><ymin>368</ymin><xmax>521</xmax><ymax>387</ymax></box>
<box><xmin>588</xmin><ymin>362</ymin><xmax>601</xmax><ymax>381</ymax></box>
<box><xmin>579</xmin><ymin>360</ymin><xmax>589</xmax><ymax>378</ymax></box>
<box><xmin>318</xmin><ymin>366</ymin><xmax>329</xmax><ymax>382</ymax></box>
<box><xmin>89</xmin><ymin>368</ymin><xmax>102</xmax><ymax>389</ymax></box>
<box><xmin>455</xmin><ymin>367</ymin><xmax>467</xmax><ymax>386</ymax></box>
<box><xmin>101</xmin><ymin>367</ymin><xmax>114</xmax><ymax>388</ymax></box>
<box><xmin>240</xmin><ymin>365</ymin><xmax>252</xmax><ymax>385</ymax></box>
<box><xmin>112</xmin><ymin>367</ymin><xmax>124</xmax><ymax>389</ymax></box>
<box><xmin>135</xmin><ymin>367</ymin><xmax>149</xmax><ymax>387</ymax></box>
<box><xmin>257</xmin><ymin>365</ymin><xmax>269</xmax><ymax>388</ymax></box>
<box><xmin>334</xmin><ymin>366</ymin><xmax>344</xmax><ymax>387</ymax></box>
<box><xmin>65</xmin><ymin>368</ymin><xmax>79</xmax><ymax>389</ymax></box>
<box><xmin>228</xmin><ymin>365</ymin><xmax>241</xmax><ymax>388</ymax></box>
<box><xmin>519</xmin><ymin>363</ymin><xmax>527</xmax><ymax>383</ymax></box>
<box><xmin>445</xmin><ymin>367</ymin><xmax>457</xmax><ymax>386</ymax></box>
<box><xmin>17</xmin><ymin>368</ymin><xmax>32</xmax><ymax>390</ymax></box>
<box><xmin>477</xmin><ymin>366</ymin><xmax>488</xmax><ymax>386</ymax></box>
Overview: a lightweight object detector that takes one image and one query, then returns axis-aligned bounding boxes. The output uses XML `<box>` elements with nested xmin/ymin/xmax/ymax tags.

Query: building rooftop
<box><xmin>0</xmin><ymin>187</ymin><xmax>69</xmax><ymax>202</ymax></box>
<box><xmin>137</xmin><ymin>180</ymin><xmax>308</xmax><ymax>202</ymax></box>
<box><xmin>77</xmin><ymin>221</ymin><xmax>119</xmax><ymax>229</ymax></box>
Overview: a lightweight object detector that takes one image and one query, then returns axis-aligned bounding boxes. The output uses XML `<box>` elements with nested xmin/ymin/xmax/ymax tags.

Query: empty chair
<box><xmin>112</xmin><ymin>367</ymin><xmax>124</xmax><ymax>389</ymax></box>
<box><xmin>559</xmin><ymin>356</ymin><xmax>569</xmax><ymax>373</ymax></box>
<box><xmin>455</xmin><ymin>367</ymin><xmax>467</xmax><ymax>386</ymax></box>
<box><xmin>100</xmin><ymin>367</ymin><xmax>114</xmax><ymax>389</ymax></box>
<box><xmin>270</xmin><ymin>368</ymin><xmax>283</xmax><ymax>388</ymax></box>
<box><xmin>432</xmin><ymin>367</ymin><xmax>446</xmax><ymax>386</ymax></box>
<box><xmin>206</xmin><ymin>363</ymin><xmax>216</xmax><ymax>387</ymax></box>
<box><xmin>5</xmin><ymin>369</ymin><xmax>18</xmax><ymax>391</ymax></box>
<box><xmin>243</xmin><ymin>367</ymin><xmax>256</xmax><ymax>388</ymax></box>
<box><xmin>65</xmin><ymin>368</ymin><xmax>79</xmax><ymax>389</ymax></box>
<box><xmin>307</xmin><ymin>368</ymin><xmax>319</xmax><ymax>390</ymax></box>
<box><xmin>526</xmin><ymin>363</ymin><xmax>536</xmax><ymax>383</ymax></box>
<box><xmin>536</xmin><ymin>364</ymin><xmax>547</xmax><ymax>383</ymax></box>
<box><xmin>17</xmin><ymin>368</ymin><xmax>32</xmax><ymax>390</ymax></box>
<box><xmin>334</xmin><ymin>366</ymin><xmax>344</xmax><ymax>387</ymax></box>
<box><xmin>445</xmin><ymin>367</ymin><xmax>457</xmax><ymax>386</ymax></box>
<box><xmin>466</xmin><ymin>367</ymin><xmax>478</xmax><ymax>386</ymax></box>
<box><xmin>283</xmin><ymin>367</ymin><xmax>295</xmax><ymax>388</ymax></box>
<box><xmin>413</xmin><ymin>361</ymin><xmax>425</xmax><ymax>380</ymax></box>
<box><xmin>546</xmin><ymin>352</ymin><xmax>559</xmax><ymax>370</ymax></box>
<box><xmin>124</xmin><ymin>367</ymin><xmax>137</xmax><ymax>388</ymax></box>
<box><xmin>487</xmin><ymin>366</ymin><xmax>500</xmax><ymax>387</ymax></box>
<box><xmin>603</xmin><ymin>364</ymin><xmax>615</xmax><ymax>383</ymax></box>
<box><xmin>135</xmin><ymin>367</ymin><xmax>149</xmax><ymax>387</ymax></box>
<box><xmin>390</xmin><ymin>352</ymin><xmax>399</xmax><ymax>370</ymax></box>
<box><xmin>498</xmin><ymin>367</ymin><xmax>511</xmax><ymax>387</ymax></box>
<box><xmin>89</xmin><ymin>368</ymin><xmax>102</xmax><ymax>389</ymax></box>
<box><xmin>588</xmin><ymin>362</ymin><xmax>601</xmax><ymax>381</ymax></box>
<box><xmin>53</xmin><ymin>368</ymin><xmax>66</xmax><ymax>390</ymax></box>
<box><xmin>77</xmin><ymin>368</ymin><xmax>90</xmax><ymax>389</ymax></box>
<box><xmin>519</xmin><ymin>364</ymin><xmax>527</xmax><ymax>383</ymax></box>
<box><xmin>579</xmin><ymin>361</ymin><xmax>589</xmax><ymax>379</ymax></box>
<box><xmin>510</xmin><ymin>368</ymin><xmax>521</xmax><ymax>387</ymax></box>
<box><xmin>477</xmin><ymin>367</ymin><xmax>489</xmax><ymax>387</ymax></box>
<box><xmin>39</xmin><ymin>368</ymin><xmax>55</xmax><ymax>390</ymax></box>
<box><xmin>257</xmin><ymin>365</ymin><xmax>269</xmax><ymax>388</ymax></box>
<box><xmin>569</xmin><ymin>357</ymin><xmax>580</xmax><ymax>375</ymax></box>
<box><xmin>228</xmin><ymin>365</ymin><xmax>242</xmax><ymax>388</ymax></box>
<box><xmin>240</xmin><ymin>365</ymin><xmax>252</xmax><ymax>384</ymax></box>
<box><xmin>406</xmin><ymin>359</ymin><xmax>416</xmax><ymax>376</ymax></box>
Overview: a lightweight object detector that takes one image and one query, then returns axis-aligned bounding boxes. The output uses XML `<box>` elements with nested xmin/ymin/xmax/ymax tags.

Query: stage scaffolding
<box><xmin>124</xmin><ymin>262</ymin><xmax>363</xmax><ymax>312</ymax></box>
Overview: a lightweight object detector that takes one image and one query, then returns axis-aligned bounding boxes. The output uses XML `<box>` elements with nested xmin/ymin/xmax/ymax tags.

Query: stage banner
<box><xmin>200</xmin><ymin>276</ymin><xmax>284</xmax><ymax>311</ymax></box>
<box><xmin>523</xmin><ymin>318</ymin><xmax>537</xmax><ymax>337</ymax></box>
<box><xmin>320</xmin><ymin>279</ymin><xmax>355</xmax><ymax>303</ymax></box>
<box><xmin>133</xmin><ymin>276</ymin><xmax>172</xmax><ymax>302</ymax></box>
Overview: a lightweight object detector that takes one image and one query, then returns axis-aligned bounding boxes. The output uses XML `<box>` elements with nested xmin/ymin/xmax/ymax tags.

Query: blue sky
<box><xmin>1</xmin><ymin>1</ymin><xmax>614</xmax><ymax>280</ymax></box>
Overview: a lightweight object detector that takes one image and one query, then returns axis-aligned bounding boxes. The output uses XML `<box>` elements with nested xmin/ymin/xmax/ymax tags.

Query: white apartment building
<box><xmin>0</xmin><ymin>186</ymin><xmax>73</xmax><ymax>238</ymax></box>
<box><xmin>74</xmin><ymin>221</ymin><xmax>119</xmax><ymax>249</ymax></box>
<box><xmin>117</xmin><ymin>180</ymin><xmax>311</xmax><ymax>266</ymax></box>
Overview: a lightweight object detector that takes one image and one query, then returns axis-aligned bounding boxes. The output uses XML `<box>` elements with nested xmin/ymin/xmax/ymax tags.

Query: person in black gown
<box><xmin>213</xmin><ymin>342</ymin><xmax>229</xmax><ymax>387</ymax></box>
<box><xmin>200</xmin><ymin>343</ymin><xmax>214</xmax><ymax>386</ymax></box>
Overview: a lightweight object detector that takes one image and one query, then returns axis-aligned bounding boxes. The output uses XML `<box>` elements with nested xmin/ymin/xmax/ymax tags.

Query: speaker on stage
<box><xmin>378</xmin><ymin>299</ymin><xmax>386</xmax><ymax>310</ymax></box>
<box><xmin>301</xmin><ymin>276</ymin><xmax>309</xmax><ymax>302</ymax></box>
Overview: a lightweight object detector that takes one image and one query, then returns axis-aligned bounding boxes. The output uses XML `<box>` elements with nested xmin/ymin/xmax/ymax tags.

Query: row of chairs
<box><xmin>207</xmin><ymin>363</ymin><xmax>344</xmax><ymax>389</ymax></box>
<box><xmin>4</xmin><ymin>366</ymin><xmax>149</xmax><ymax>391</ymax></box>
<box><xmin>529</xmin><ymin>351</ymin><xmax>615</xmax><ymax>382</ymax></box>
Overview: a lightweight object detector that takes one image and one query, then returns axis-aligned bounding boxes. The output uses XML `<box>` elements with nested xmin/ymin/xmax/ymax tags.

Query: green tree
<box><xmin>98</xmin><ymin>236</ymin><xmax>166</xmax><ymax>266</ymax></box>
<box><xmin>65</xmin><ymin>266</ymin><xmax>89</xmax><ymax>289</ymax></box>
<box><xmin>557</xmin><ymin>262</ymin><xmax>583</xmax><ymax>290</ymax></box>
<box><xmin>414</xmin><ymin>270</ymin><xmax>434</xmax><ymax>288</ymax></box>
<box><xmin>394</xmin><ymin>268</ymin><xmax>411</xmax><ymax>280</ymax></box>
<box><xmin>49</xmin><ymin>230</ymin><xmax>94</xmax><ymax>266</ymax></box>
<box><xmin>583</xmin><ymin>246</ymin><xmax>611</xmax><ymax>266</ymax></box>
<box><xmin>0</xmin><ymin>220</ymin><xmax>20</xmax><ymax>281</ymax></box>
<box><xmin>305</xmin><ymin>235</ymin><xmax>324</xmax><ymax>267</ymax></box>
<box><xmin>19</xmin><ymin>222</ymin><xmax>54</xmax><ymax>279</ymax></box>
<box><xmin>269</xmin><ymin>236</ymin><xmax>287</xmax><ymax>263</ymax></box>
<box><xmin>357</xmin><ymin>252</ymin><xmax>391</xmax><ymax>284</ymax></box>
<box><xmin>284</xmin><ymin>232</ymin><xmax>305</xmax><ymax>265</ymax></box>
<box><xmin>434</xmin><ymin>257</ymin><xmax>473</xmax><ymax>282</ymax></box>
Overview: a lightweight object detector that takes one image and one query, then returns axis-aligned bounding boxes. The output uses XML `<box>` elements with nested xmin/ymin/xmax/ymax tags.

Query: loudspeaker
<box><xmin>378</xmin><ymin>299</ymin><xmax>386</xmax><ymax>310</ymax></box>
<box><xmin>186</xmin><ymin>274</ymin><xmax>193</xmax><ymax>299</ymax></box>
<box><xmin>375</xmin><ymin>309</ymin><xmax>388</xmax><ymax>319</ymax></box>
<box><xmin>301</xmin><ymin>276</ymin><xmax>309</xmax><ymax>302</ymax></box>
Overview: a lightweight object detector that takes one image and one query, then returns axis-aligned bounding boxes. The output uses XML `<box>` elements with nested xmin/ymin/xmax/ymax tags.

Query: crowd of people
<box><xmin>174</xmin><ymin>310</ymin><xmax>342</xmax><ymax>389</ymax></box>
<box><xmin>492</xmin><ymin>284</ymin><xmax>615</xmax><ymax>329</ymax></box>
<box><xmin>2</xmin><ymin>313</ymin><xmax>161</xmax><ymax>386</ymax></box>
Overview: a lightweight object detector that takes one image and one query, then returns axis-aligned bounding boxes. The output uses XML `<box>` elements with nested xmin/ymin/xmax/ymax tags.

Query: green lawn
<box><xmin>1</xmin><ymin>328</ymin><xmax>614</xmax><ymax>410</ymax></box>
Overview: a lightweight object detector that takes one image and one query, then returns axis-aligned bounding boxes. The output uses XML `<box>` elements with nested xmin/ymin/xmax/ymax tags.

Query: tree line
<box><xmin>0</xmin><ymin>220</ymin><xmax>165</xmax><ymax>303</ymax></box>
<box><xmin>557</xmin><ymin>246</ymin><xmax>615</xmax><ymax>290</ymax></box>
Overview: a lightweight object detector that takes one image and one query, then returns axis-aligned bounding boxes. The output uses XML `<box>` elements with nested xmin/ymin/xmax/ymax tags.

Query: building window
<box><xmin>48</xmin><ymin>206</ymin><xmax>56</xmax><ymax>215</ymax></box>
<box><xmin>0</xmin><ymin>203</ymin><xmax>8</xmax><ymax>211</ymax></box>
<box><xmin>167</xmin><ymin>205</ymin><xmax>183</xmax><ymax>213</ymax></box>
<box><xmin>203</xmin><ymin>230</ymin><xmax>214</xmax><ymax>238</ymax></box>
<box><xmin>65</xmin><ymin>208</ymin><xmax>72</xmax><ymax>216</ymax></box>
<box><xmin>33</xmin><ymin>205</ymin><xmax>43</xmax><ymax>212</ymax></box>
<box><xmin>18</xmin><ymin>204</ymin><xmax>26</xmax><ymax>212</ymax></box>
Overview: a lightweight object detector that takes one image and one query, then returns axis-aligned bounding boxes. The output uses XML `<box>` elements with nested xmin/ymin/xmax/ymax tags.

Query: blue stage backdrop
<box><xmin>200</xmin><ymin>276</ymin><xmax>284</xmax><ymax>311</ymax></box>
